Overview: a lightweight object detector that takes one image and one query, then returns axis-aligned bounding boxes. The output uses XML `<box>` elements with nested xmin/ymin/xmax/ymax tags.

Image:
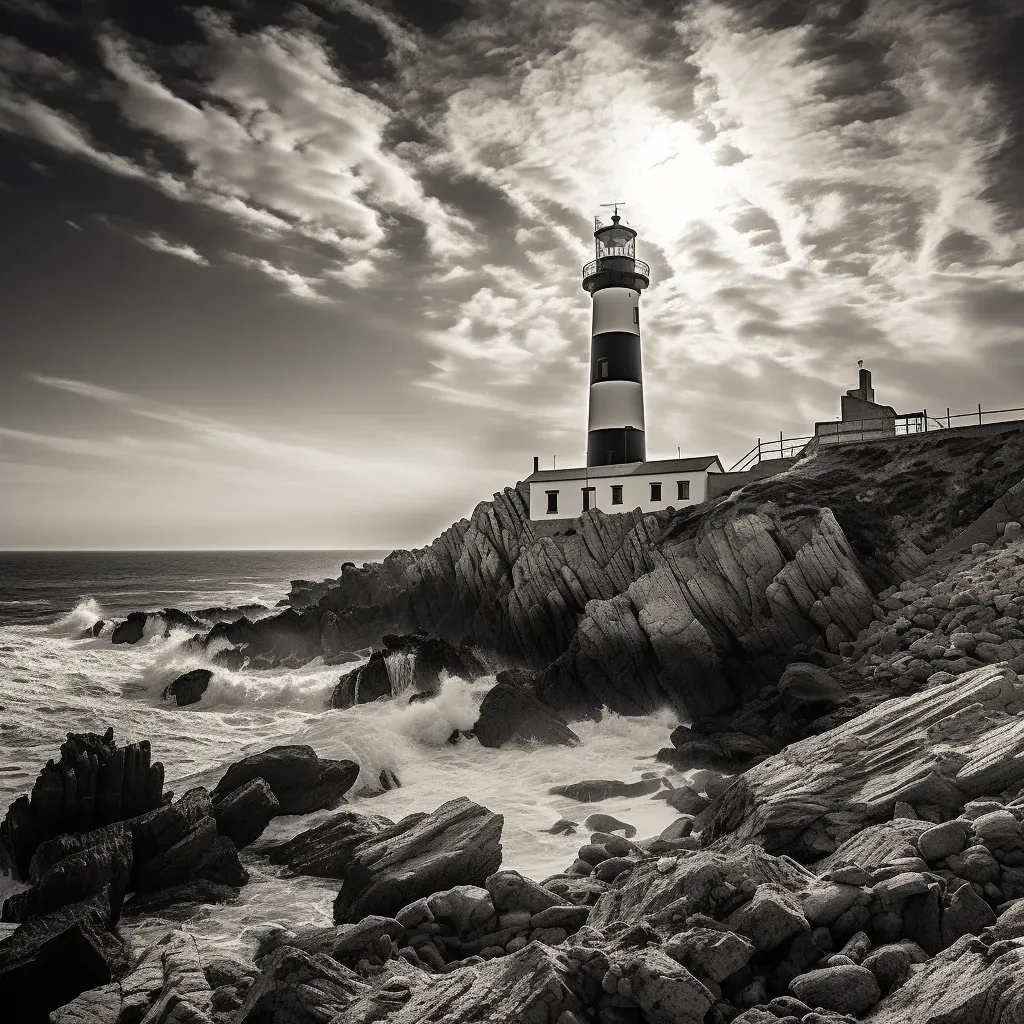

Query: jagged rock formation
<box><xmin>473</xmin><ymin>675</ymin><xmax>580</xmax><ymax>747</ymax></box>
<box><xmin>701</xmin><ymin>664</ymin><xmax>1024</xmax><ymax>861</ymax></box>
<box><xmin>330</xmin><ymin>632</ymin><xmax>490</xmax><ymax>708</ymax></box>
<box><xmin>188</xmin><ymin>428</ymin><xmax>1024</xmax><ymax>719</ymax></box>
<box><xmin>0</xmin><ymin>889</ymin><xmax>130</xmax><ymax>1022</ymax></box>
<box><xmin>162</xmin><ymin>668</ymin><xmax>213</xmax><ymax>706</ymax></box>
<box><xmin>211</xmin><ymin>744</ymin><xmax>360</xmax><ymax>815</ymax></box>
<box><xmin>0</xmin><ymin>728</ymin><xmax>164</xmax><ymax>880</ymax></box>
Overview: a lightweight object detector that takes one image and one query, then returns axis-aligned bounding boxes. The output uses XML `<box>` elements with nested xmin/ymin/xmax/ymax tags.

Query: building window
<box><xmin>633</xmin><ymin>307</ymin><xmax>639</xmax><ymax>324</ymax></box>
<box><xmin>598</xmin><ymin>358</ymin><xmax>609</xmax><ymax>379</ymax></box>
<box><xmin>677</xmin><ymin>480</ymin><xmax>690</xmax><ymax>500</ymax></box>
<box><xmin>611</xmin><ymin>484</ymin><xmax>623</xmax><ymax>505</ymax></box>
<box><xmin>582</xmin><ymin>486</ymin><xmax>595</xmax><ymax>512</ymax></box>
<box><xmin>546</xmin><ymin>490</ymin><xmax>558</xmax><ymax>515</ymax></box>
<box><xmin>650</xmin><ymin>482</ymin><xmax>662</xmax><ymax>501</ymax></box>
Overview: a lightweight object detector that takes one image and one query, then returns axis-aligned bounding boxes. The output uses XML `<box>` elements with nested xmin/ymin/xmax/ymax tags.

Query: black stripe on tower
<box><xmin>590</xmin><ymin>331</ymin><xmax>642</xmax><ymax>383</ymax></box>
<box><xmin>588</xmin><ymin>427</ymin><xmax>646</xmax><ymax>466</ymax></box>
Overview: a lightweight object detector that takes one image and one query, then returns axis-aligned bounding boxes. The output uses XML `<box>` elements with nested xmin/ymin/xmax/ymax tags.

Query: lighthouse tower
<box><xmin>582</xmin><ymin>206</ymin><xmax>650</xmax><ymax>467</ymax></box>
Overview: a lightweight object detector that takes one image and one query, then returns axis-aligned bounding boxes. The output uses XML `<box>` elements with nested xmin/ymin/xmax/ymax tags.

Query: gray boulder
<box><xmin>331</xmin><ymin>798</ymin><xmax>503</xmax><ymax>924</ymax></box>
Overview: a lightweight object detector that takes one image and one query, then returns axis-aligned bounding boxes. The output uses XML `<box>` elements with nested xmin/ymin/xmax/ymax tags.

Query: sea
<box><xmin>0</xmin><ymin>550</ymin><xmax>683</xmax><ymax>955</ymax></box>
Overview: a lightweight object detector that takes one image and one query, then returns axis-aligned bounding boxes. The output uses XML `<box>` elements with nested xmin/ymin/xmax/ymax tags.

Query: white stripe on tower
<box><xmin>582</xmin><ymin>211</ymin><xmax>649</xmax><ymax>467</ymax></box>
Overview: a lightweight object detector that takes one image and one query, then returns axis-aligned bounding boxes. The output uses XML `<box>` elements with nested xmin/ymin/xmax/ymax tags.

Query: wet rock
<box><xmin>121</xmin><ymin>880</ymin><xmax>241</xmax><ymax>918</ymax></box>
<box><xmin>583</xmin><ymin>814</ymin><xmax>636</xmax><ymax>837</ymax></box>
<box><xmin>330</xmin><ymin>633</ymin><xmax>488</xmax><ymax>708</ymax></box>
<box><xmin>655</xmin><ymin>785</ymin><xmax>709</xmax><ymax>815</ymax></box>
<box><xmin>212</xmin><ymin>745</ymin><xmax>359</xmax><ymax>815</ymax></box>
<box><xmin>111</xmin><ymin>612</ymin><xmax>147</xmax><ymax>645</ymax></box>
<box><xmin>161</xmin><ymin>669</ymin><xmax>213</xmax><ymax>707</ymax></box>
<box><xmin>0</xmin><ymin>889</ymin><xmax>129</xmax><ymax>1020</ymax></box>
<box><xmin>473</xmin><ymin>679</ymin><xmax>580</xmax><ymax>748</ymax></box>
<box><xmin>0</xmin><ymin>728</ymin><xmax>165</xmax><ymax>881</ymax></box>
<box><xmin>544</xmin><ymin>818</ymin><xmax>579</xmax><ymax>835</ymax></box>
<box><xmin>550</xmin><ymin>778</ymin><xmax>664</xmax><ymax>802</ymax></box>
<box><xmin>790</xmin><ymin>964</ymin><xmax>881</xmax><ymax>1015</ymax></box>
<box><xmin>2</xmin><ymin>822</ymin><xmax>132</xmax><ymax>924</ymax></box>
<box><xmin>213</xmin><ymin>778</ymin><xmax>279</xmax><ymax>850</ymax></box>
<box><xmin>264</xmin><ymin>809</ymin><xmax>393</xmax><ymax>878</ymax></box>
<box><xmin>332</xmin><ymin>798</ymin><xmax>503</xmax><ymax>924</ymax></box>
<box><xmin>777</xmin><ymin>663</ymin><xmax>848</xmax><ymax>720</ymax></box>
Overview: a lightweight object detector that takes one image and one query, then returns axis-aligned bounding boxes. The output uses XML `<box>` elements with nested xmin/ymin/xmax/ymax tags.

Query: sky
<box><xmin>1</xmin><ymin>0</ymin><xmax>1022</xmax><ymax>550</ymax></box>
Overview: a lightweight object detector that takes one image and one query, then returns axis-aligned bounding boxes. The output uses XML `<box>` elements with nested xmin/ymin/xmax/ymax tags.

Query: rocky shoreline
<box><xmin>2</xmin><ymin>427</ymin><xmax>1024</xmax><ymax>1022</ymax></box>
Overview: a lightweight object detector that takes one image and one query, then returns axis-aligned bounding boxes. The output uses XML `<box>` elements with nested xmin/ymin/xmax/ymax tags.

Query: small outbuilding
<box><xmin>525</xmin><ymin>455</ymin><xmax>723</xmax><ymax>521</ymax></box>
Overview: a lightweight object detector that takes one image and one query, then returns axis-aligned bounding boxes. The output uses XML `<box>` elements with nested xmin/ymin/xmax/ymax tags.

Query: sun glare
<box><xmin>593</xmin><ymin>116</ymin><xmax>728</xmax><ymax>247</ymax></box>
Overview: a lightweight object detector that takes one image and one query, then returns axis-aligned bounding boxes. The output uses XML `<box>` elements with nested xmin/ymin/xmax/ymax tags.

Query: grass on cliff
<box><xmin>663</xmin><ymin>426</ymin><xmax>1024</xmax><ymax>576</ymax></box>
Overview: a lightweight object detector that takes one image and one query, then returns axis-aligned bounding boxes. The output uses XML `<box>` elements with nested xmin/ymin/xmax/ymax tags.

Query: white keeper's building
<box><xmin>524</xmin><ymin>207</ymin><xmax>722</xmax><ymax>521</ymax></box>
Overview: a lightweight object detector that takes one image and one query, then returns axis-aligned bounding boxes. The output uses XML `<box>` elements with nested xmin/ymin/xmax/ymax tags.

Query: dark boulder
<box><xmin>121</xmin><ymin>880</ymin><xmax>241</xmax><ymax>918</ymax></box>
<box><xmin>212</xmin><ymin>744</ymin><xmax>359</xmax><ymax>815</ymax></box>
<box><xmin>473</xmin><ymin>678</ymin><xmax>580</xmax><ymax>748</ymax></box>
<box><xmin>656</xmin><ymin>726</ymin><xmax>775</xmax><ymax>771</ymax></box>
<box><xmin>653</xmin><ymin>785</ymin><xmax>710</xmax><ymax>815</ymax></box>
<box><xmin>202</xmin><ymin>608</ymin><xmax>323</xmax><ymax>668</ymax></box>
<box><xmin>0</xmin><ymin>889</ymin><xmax>130</xmax><ymax>1022</ymax></box>
<box><xmin>0</xmin><ymin>728</ymin><xmax>164</xmax><ymax>880</ymax></box>
<box><xmin>2</xmin><ymin>822</ymin><xmax>133</xmax><ymax>925</ymax></box>
<box><xmin>320</xmin><ymin>611</ymin><xmax>352</xmax><ymax>665</ymax></box>
<box><xmin>214</xmin><ymin>777</ymin><xmax>280</xmax><ymax>849</ymax></box>
<box><xmin>331</xmin><ymin>797</ymin><xmax>503</xmax><ymax>923</ymax></box>
<box><xmin>110</xmin><ymin>612</ymin><xmax>146</xmax><ymax>645</ymax></box>
<box><xmin>548</xmin><ymin>778</ymin><xmax>664</xmax><ymax>802</ymax></box>
<box><xmin>265</xmin><ymin>809</ymin><xmax>393</xmax><ymax>878</ymax></box>
<box><xmin>777</xmin><ymin>662</ymin><xmax>849</xmax><ymax>720</ymax></box>
<box><xmin>329</xmin><ymin>632</ymin><xmax>488</xmax><ymax>709</ymax></box>
<box><xmin>161</xmin><ymin>668</ymin><xmax>213</xmax><ymax>707</ymax></box>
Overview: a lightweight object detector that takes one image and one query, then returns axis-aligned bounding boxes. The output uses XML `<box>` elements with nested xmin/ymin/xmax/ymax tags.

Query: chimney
<box><xmin>859</xmin><ymin>367</ymin><xmax>874</xmax><ymax>402</ymax></box>
<box><xmin>533</xmin><ymin>456</ymin><xmax>539</xmax><ymax>473</ymax></box>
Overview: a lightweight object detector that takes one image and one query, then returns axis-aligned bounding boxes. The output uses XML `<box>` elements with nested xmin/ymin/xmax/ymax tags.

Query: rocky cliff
<box><xmin>193</xmin><ymin>428</ymin><xmax>1024</xmax><ymax>720</ymax></box>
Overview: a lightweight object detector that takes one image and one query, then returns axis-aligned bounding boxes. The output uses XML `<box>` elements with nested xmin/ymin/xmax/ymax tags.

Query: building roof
<box><xmin>524</xmin><ymin>455</ymin><xmax>723</xmax><ymax>484</ymax></box>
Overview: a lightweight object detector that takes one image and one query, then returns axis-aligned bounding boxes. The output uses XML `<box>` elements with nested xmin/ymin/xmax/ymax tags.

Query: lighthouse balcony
<box><xmin>582</xmin><ymin>255</ymin><xmax>650</xmax><ymax>294</ymax></box>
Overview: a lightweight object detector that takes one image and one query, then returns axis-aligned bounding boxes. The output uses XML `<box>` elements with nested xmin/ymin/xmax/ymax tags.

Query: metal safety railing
<box><xmin>729</xmin><ymin>433</ymin><xmax>813</xmax><ymax>472</ymax></box>
<box><xmin>582</xmin><ymin>257</ymin><xmax>650</xmax><ymax>279</ymax></box>
<box><xmin>728</xmin><ymin>403</ymin><xmax>1024</xmax><ymax>472</ymax></box>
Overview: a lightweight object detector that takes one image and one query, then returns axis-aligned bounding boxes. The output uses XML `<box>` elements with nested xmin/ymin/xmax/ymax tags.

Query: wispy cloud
<box><xmin>134</xmin><ymin>232</ymin><xmax>209</xmax><ymax>265</ymax></box>
<box><xmin>227</xmin><ymin>254</ymin><xmax>325</xmax><ymax>301</ymax></box>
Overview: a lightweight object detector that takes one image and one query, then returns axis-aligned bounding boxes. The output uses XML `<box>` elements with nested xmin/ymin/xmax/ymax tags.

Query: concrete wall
<box><xmin>530</xmin><ymin>469</ymin><xmax>712</xmax><ymax>520</ymax></box>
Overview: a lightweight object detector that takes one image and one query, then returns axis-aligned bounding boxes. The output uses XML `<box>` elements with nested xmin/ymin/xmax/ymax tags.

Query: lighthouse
<box><xmin>582</xmin><ymin>206</ymin><xmax>650</xmax><ymax>466</ymax></box>
<box><xmin>523</xmin><ymin>206</ymin><xmax>723</xmax><ymax>522</ymax></box>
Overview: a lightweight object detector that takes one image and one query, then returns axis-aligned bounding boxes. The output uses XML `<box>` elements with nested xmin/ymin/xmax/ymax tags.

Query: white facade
<box><xmin>527</xmin><ymin>460</ymin><xmax>723</xmax><ymax>521</ymax></box>
<box><xmin>588</xmin><ymin>379</ymin><xmax>646</xmax><ymax>432</ymax></box>
<box><xmin>592</xmin><ymin>286</ymin><xmax>640</xmax><ymax>336</ymax></box>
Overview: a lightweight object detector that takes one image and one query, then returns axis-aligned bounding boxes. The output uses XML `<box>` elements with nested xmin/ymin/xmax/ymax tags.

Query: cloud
<box><xmin>227</xmin><ymin>254</ymin><xmax>326</xmax><ymax>301</ymax></box>
<box><xmin>134</xmin><ymin>232</ymin><xmax>209</xmax><ymax>265</ymax></box>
